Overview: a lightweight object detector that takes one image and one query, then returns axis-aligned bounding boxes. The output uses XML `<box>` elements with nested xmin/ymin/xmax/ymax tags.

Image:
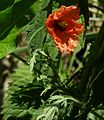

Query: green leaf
<box><xmin>76</xmin><ymin>33</ymin><xmax>85</xmax><ymax>53</ymax></box>
<box><xmin>31</xmin><ymin>0</ymin><xmax>50</xmax><ymax>12</ymax></box>
<box><xmin>36</xmin><ymin>106</ymin><xmax>58</xmax><ymax>120</ymax></box>
<box><xmin>0</xmin><ymin>0</ymin><xmax>50</xmax><ymax>58</ymax></box>
<box><xmin>0</xmin><ymin>0</ymin><xmax>36</xmax><ymax>41</ymax></box>
<box><xmin>29</xmin><ymin>11</ymin><xmax>47</xmax><ymax>50</ymax></box>
<box><xmin>2</xmin><ymin>63</ymin><xmax>44</xmax><ymax>120</ymax></box>
<box><xmin>49</xmin><ymin>95</ymin><xmax>81</xmax><ymax>105</ymax></box>
<box><xmin>0</xmin><ymin>26</ymin><xmax>19</xmax><ymax>58</ymax></box>
<box><xmin>44</xmin><ymin>35</ymin><xmax>59</xmax><ymax>61</ymax></box>
<box><xmin>0</xmin><ymin>0</ymin><xmax>14</xmax><ymax>11</ymax></box>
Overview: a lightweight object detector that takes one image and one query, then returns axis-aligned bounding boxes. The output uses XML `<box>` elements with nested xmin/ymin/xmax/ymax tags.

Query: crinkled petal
<box><xmin>45</xmin><ymin>14</ymin><xmax>54</xmax><ymax>35</ymax></box>
<box><xmin>53</xmin><ymin>5</ymin><xmax>80</xmax><ymax>21</ymax></box>
<box><xmin>45</xmin><ymin>5</ymin><xmax>84</xmax><ymax>54</ymax></box>
<box><xmin>65</xmin><ymin>20</ymin><xmax>84</xmax><ymax>35</ymax></box>
<box><xmin>54</xmin><ymin>34</ymin><xmax>78</xmax><ymax>53</ymax></box>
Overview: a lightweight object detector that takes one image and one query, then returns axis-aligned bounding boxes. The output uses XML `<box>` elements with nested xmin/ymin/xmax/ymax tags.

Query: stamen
<box><xmin>58</xmin><ymin>21</ymin><xmax>68</xmax><ymax>27</ymax></box>
<box><xmin>54</xmin><ymin>20</ymin><xmax>68</xmax><ymax>31</ymax></box>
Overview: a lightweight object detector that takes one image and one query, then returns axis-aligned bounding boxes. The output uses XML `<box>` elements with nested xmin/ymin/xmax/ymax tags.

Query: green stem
<box><xmin>11</xmin><ymin>52</ymin><xmax>28</xmax><ymax>65</ymax></box>
<box><xmin>67</xmin><ymin>51</ymin><xmax>77</xmax><ymax>76</ymax></box>
<box><xmin>29</xmin><ymin>26</ymin><xmax>44</xmax><ymax>43</ymax></box>
<box><xmin>79</xmin><ymin>21</ymin><xmax>104</xmax><ymax>95</ymax></box>
<box><xmin>78</xmin><ymin>21</ymin><xmax>104</xmax><ymax>120</ymax></box>
<box><xmin>14</xmin><ymin>46</ymin><xmax>28</xmax><ymax>54</ymax></box>
<box><xmin>47</xmin><ymin>56</ymin><xmax>62</xmax><ymax>86</ymax></box>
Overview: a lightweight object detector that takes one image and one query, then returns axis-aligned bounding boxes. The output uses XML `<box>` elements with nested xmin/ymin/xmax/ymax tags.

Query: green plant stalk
<box><xmin>79</xmin><ymin>21</ymin><xmax>104</xmax><ymax>120</ymax></box>
<box><xmin>67</xmin><ymin>50</ymin><xmax>77</xmax><ymax>76</ymax></box>
<box><xmin>79</xmin><ymin>64</ymin><xmax>92</xmax><ymax>95</ymax></box>
<box><xmin>78</xmin><ymin>0</ymin><xmax>89</xmax><ymax>27</ymax></box>
<box><xmin>79</xmin><ymin>21</ymin><xmax>104</xmax><ymax>95</ymax></box>
<box><xmin>11</xmin><ymin>52</ymin><xmax>28</xmax><ymax>65</ymax></box>
<box><xmin>14</xmin><ymin>46</ymin><xmax>28</xmax><ymax>54</ymax></box>
<box><xmin>11</xmin><ymin>46</ymin><xmax>28</xmax><ymax>65</ymax></box>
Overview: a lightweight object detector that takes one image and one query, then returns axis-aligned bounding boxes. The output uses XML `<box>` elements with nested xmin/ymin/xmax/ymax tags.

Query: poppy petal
<box><xmin>45</xmin><ymin>5</ymin><xmax>84</xmax><ymax>54</ymax></box>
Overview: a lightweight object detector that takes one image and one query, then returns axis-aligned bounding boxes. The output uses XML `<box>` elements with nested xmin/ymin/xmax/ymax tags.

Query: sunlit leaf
<box><xmin>0</xmin><ymin>0</ymin><xmax>49</xmax><ymax>58</ymax></box>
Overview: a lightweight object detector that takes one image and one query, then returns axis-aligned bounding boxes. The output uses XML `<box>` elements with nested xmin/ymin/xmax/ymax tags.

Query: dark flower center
<box><xmin>54</xmin><ymin>20</ymin><xmax>68</xmax><ymax>31</ymax></box>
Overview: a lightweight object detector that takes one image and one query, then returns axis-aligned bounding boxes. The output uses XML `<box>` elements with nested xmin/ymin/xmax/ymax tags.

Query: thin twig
<box><xmin>11</xmin><ymin>52</ymin><xmax>28</xmax><ymax>65</ymax></box>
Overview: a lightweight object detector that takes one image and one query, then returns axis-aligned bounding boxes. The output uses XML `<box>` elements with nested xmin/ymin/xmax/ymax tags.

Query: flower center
<box><xmin>54</xmin><ymin>20</ymin><xmax>68</xmax><ymax>31</ymax></box>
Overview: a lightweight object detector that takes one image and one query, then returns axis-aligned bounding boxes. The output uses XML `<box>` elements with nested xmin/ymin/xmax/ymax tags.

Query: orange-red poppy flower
<box><xmin>45</xmin><ymin>5</ymin><xmax>84</xmax><ymax>54</ymax></box>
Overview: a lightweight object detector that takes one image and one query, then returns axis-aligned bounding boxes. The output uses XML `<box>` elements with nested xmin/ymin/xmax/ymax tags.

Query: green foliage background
<box><xmin>0</xmin><ymin>0</ymin><xmax>104</xmax><ymax>120</ymax></box>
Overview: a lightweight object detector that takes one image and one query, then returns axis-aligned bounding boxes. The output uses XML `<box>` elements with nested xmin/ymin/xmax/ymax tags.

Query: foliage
<box><xmin>1</xmin><ymin>0</ymin><xmax>104</xmax><ymax>120</ymax></box>
<box><xmin>0</xmin><ymin>0</ymin><xmax>49</xmax><ymax>57</ymax></box>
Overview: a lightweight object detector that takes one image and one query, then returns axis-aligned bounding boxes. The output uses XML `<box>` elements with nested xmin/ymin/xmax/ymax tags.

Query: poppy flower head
<box><xmin>45</xmin><ymin>5</ymin><xmax>84</xmax><ymax>54</ymax></box>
